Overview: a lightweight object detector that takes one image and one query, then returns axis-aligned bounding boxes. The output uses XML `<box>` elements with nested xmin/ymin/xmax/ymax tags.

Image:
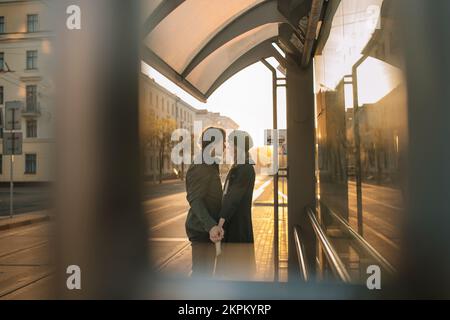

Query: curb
<box><xmin>0</xmin><ymin>214</ymin><xmax>50</xmax><ymax>232</ymax></box>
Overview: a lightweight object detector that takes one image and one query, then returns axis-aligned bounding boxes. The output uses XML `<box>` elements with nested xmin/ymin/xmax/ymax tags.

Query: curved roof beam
<box><xmin>141</xmin><ymin>46</ymin><xmax>207</xmax><ymax>103</ymax></box>
<box><xmin>142</xmin><ymin>0</ymin><xmax>185</xmax><ymax>38</ymax></box>
<box><xmin>205</xmin><ymin>38</ymin><xmax>285</xmax><ymax>98</ymax></box>
<box><xmin>182</xmin><ymin>0</ymin><xmax>287</xmax><ymax>77</ymax></box>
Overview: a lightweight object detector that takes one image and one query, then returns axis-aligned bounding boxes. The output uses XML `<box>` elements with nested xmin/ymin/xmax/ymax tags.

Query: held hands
<box><xmin>209</xmin><ymin>218</ymin><xmax>225</xmax><ymax>243</ymax></box>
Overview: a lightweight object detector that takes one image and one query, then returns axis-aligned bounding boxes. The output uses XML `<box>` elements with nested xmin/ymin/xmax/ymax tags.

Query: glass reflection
<box><xmin>314</xmin><ymin>0</ymin><xmax>407</xmax><ymax>282</ymax></box>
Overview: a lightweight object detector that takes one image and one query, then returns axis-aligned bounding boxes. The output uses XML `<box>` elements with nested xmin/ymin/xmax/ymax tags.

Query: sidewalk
<box><xmin>0</xmin><ymin>211</ymin><xmax>50</xmax><ymax>231</ymax></box>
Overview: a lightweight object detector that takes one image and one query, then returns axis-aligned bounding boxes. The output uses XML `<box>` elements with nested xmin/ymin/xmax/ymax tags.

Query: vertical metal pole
<box><xmin>9</xmin><ymin>108</ymin><xmax>15</xmax><ymax>219</ymax></box>
<box><xmin>352</xmin><ymin>57</ymin><xmax>367</xmax><ymax>236</ymax></box>
<box><xmin>273</xmin><ymin>72</ymin><xmax>279</xmax><ymax>282</ymax></box>
<box><xmin>261</xmin><ymin>59</ymin><xmax>279</xmax><ymax>281</ymax></box>
<box><xmin>9</xmin><ymin>155</ymin><xmax>13</xmax><ymax>219</ymax></box>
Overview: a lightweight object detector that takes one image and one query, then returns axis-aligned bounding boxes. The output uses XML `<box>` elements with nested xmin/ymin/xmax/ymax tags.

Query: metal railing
<box><xmin>325</xmin><ymin>204</ymin><xmax>396</xmax><ymax>275</ymax></box>
<box><xmin>306</xmin><ymin>207</ymin><xmax>352</xmax><ymax>283</ymax></box>
<box><xmin>293</xmin><ymin>226</ymin><xmax>309</xmax><ymax>281</ymax></box>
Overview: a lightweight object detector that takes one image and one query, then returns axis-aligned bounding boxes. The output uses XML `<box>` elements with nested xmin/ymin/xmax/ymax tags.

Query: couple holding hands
<box><xmin>185</xmin><ymin>127</ymin><xmax>256</xmax><ymax>278</ymax></box>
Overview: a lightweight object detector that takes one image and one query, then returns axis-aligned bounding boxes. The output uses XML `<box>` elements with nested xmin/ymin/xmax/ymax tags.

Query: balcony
<box><xmin>21</xmin><ymin>103</ymin><xmax>41</xmax><ymax>117</ymax></box>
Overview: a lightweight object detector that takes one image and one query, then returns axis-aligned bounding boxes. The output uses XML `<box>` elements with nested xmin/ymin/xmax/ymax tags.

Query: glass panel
<box><xmin>145</xmin><ymin>0</ymin><xmax>264</xmax><ymax>73</ymax></box>
<box><xmin>26</xmin><ymin>85</ymin><xmax>37</xmax><ymax>110</ymax></box>
<box><xmin>27</xmin><ymin>14</ymin><xmax>38</xmax><ymax>32</ymax></box>
<box><xmin>0</xmin><ymin>16</ymin><xmax>5</xmax><ymax>34</ymax></box>
<box><xmin>313</xmin><ymin>0</ymin><xmax>407</xmax><ymax>282</ymax></box>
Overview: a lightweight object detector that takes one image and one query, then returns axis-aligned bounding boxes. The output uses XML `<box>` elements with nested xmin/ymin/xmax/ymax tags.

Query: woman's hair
<box><xmin>201</xmin><ymin>127</ymin><xmax>226</xmax><ymax>150</ymax></box>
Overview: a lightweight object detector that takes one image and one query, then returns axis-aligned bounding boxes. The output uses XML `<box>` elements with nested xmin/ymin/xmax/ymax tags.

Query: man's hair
<box><xmin>201</xmin><ymin>127</ymin><xmax>226</xmax><ymax>150</ymax></box>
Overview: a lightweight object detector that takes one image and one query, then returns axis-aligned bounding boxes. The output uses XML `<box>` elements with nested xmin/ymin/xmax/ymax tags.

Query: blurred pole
<box><xmin>397</xmin><ymin>0</ymin><xmax>450</xmax><ymax>298</ymax></box>
<box><xmin>53</xmin><ymin>0</ymin><xmax>148</xmax><ymax>299</ymax></box>
<box><xmin>351</xmin><ymin>56</ymin><xmax>368</xmax><ymax>236</ymax></box>
<box><xmin>286</xmin><ymin>62</ymin><xmax>316</xmax><ymax>280</ymax></box>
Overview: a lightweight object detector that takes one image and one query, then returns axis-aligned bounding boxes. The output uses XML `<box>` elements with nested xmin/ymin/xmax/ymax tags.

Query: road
<box><xmin>347</xmin><ymin>180</ymin><xmax>403</xmax><ymax>267</ymax></box>
<box><xmin>0</xmin><ymin>221</ymin><xmax>53</xmax><ymax>299</ymax></box>
<box><xmin>0</xmin><ymin>186</ymin><xmax>51</xmax><ymax>217</ymax></box>
<box><xmin>0</xmin><ymin>175</ymin><xmax>403</xmax><ymax>298</ymax></box>
<box><xmin>0</xmin><ymin>175</ymin><xmax>275</xmax><ymax>299</ymax></box>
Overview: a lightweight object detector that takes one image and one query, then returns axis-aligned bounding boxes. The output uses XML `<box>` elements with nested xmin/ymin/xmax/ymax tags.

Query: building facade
<box><xmin>140</xmin><ymin>74</ymin><xmax>197</xmax><ymax>180</ymax></box>
<box><xmin>194</xmin><ymin>109</ymin><xmax>239</xmax><ymax>131</ymax></box>
<box><xmin>0</xmin><ymin>0</ymin><xmax>54</xmax><ymax>183</ymax></box>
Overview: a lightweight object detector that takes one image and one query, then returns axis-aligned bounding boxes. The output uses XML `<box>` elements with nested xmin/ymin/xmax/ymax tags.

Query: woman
<box><xmin>218</xmin><ymin>130</ymin><xmax>256</xmax><ymax>242</ymax></box>
<box><xmin>215</xmin><ymin>130</ymin><xmax>256</xmax><ymax>280</ymax></box>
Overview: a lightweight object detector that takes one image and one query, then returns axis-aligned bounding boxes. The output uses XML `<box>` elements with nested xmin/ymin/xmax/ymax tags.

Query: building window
<box><xmin>26</xmin><ymin>119</ymin><xmax>37</xmax><ymax>138</ymax></box>
<box><xmin>26</xmin><ymin>85</ymin><xmax>37</xmax><ymax>111</ymax></box>
<box><xmin>0</xmin><ymin>52</ymin><xmax>4</xmax><ymax>71</ymax></box>
<box><xmin>27</xmin><ymin>14</ymin><xmax>39</xmax><ymax>33</ymax></box>
<box><xmin>0</xmin><ymin>16</ymin><xmax>5</xmax><ymax>34</ymax></box>
<box><xmin>0</xmin><ymin>86</ymin><xmax>3</xmax><ymax>105</ymax></box>
<box><xmin>26</xmin><ymin>50</ymin><xmax>38</xmax><ymax>70</ymax></box>
<box><xmin>25</xmin><ymin>154</ymin><xmax>37</xmax><ymax>174</ymax></box>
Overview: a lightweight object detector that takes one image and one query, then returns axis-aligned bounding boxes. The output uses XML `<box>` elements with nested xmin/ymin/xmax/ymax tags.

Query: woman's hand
<box><xmin>209</xmin><ymin>218</ymin><xmax>226</xmax><ymax>243</ymax></box>
<box><xmin>209</xmin><ymin>225</ymin><xmax>223</xmax><ymax>243</ymax></box>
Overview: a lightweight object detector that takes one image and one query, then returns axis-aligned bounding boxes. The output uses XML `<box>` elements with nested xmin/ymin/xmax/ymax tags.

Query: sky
<box><xmin>141</xmin><ymin>58</ymin><xmax>286</xmax><ymax>147</ymax></box>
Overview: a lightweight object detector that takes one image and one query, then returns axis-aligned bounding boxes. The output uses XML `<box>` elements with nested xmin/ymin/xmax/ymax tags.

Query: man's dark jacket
<box><xmin>185</xmin><ymin>163</ymin><xmax>223</xmax><ymax>242</ymax></box>
<box><xmin>220</xmin><ymin>164</ymin><xmax>256</xmax><ymax>243</ymax></box>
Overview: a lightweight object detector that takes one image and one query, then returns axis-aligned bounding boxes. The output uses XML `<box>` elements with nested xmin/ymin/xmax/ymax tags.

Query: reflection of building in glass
<box><xmin>0</xmin><ymin>1</ymin><xmax>54</xmax><ymax>183</ymax></box>
<box><xmin>316</xmin><ymin>82</ymin><xmax>349</xmax><ymax>217</ymax></box>
<box><xmin>346</xmin><ymin>84</ymin><xmax>407</xmax><ymax>185</ymax></box>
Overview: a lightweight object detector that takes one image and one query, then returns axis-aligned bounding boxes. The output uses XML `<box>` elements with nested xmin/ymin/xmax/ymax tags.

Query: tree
<box><xmin>141</xmin><ymin>111</ymin><xmax>176</xmax><ymax>183</ymax></box>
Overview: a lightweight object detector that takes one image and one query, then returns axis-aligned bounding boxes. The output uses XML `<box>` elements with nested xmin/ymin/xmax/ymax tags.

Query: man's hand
<box><xmin>209</xmin><ymin>225</ymin><xmax>224</xmax><ymax>243</ymax></box>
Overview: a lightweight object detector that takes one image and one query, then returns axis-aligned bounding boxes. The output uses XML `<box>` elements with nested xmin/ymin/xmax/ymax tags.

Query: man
<box><xmin>218</xmin><ymin>130</ymin><xmax>255</xmax><ymax>243</ymax></box>
<box><xmin>185</xmin><ymin>127</ymin><xmax>225</xmax><ymax>277</ymax></box>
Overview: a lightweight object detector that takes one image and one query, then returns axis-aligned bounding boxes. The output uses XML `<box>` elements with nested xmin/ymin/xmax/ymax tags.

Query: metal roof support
<box><xmin>182</xmin><ymin>0</ymin><xmax>288</xmax><ymax>77</ymax></box>
<box><xmin>301</xmin><ymin>0</ymin><xmax>325</xmax><ymax>67</ymax></box>
<box><xmin>141</xmin><ymin>46</ymin><xmax>208</xmax><ymax>102</ymax></box>
<box><xmin>205</xmin><ymin>38</ymin><xmax>284</xmax><ymax>98</ymax></box>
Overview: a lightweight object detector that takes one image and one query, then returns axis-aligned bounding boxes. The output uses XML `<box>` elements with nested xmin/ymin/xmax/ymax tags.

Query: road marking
<box><xmin>348</xmin><ymin>191</ymin><xmax>403</xmax><ymax>211</ymax></box>
<box><xmin>278</xmin><ymin>191</ymin><xmax>288</xmax><ymax>201</ymax></box>
<box><xmin>349</xmin><ymin>216</ymin><xmax>400</xmax><ymax>250</ymax></box>
<box><xmin>0</xmin><ymin>223</ymin><xmax>49</xmax><ymax>239</ymax></box>
<box><xmin>155</xmin><ymin>241</ymin><xmax>191</xmax><ymax>272</ymax></box>
<box><xmin>150</xmin><ymin>211</ymin><xmax>187</xmax><ymax>232</ymax></box>
<box><xmin>0</xmin><ymin>242</ymin><xmax>48</xmax><ymax>259</ymax></box>
<box><xmin>348</xmin><ymin>180</ymin><xmax>402</xmax><ymax>193</ymax></box>
<box><xmin>0</xmin><ymin>273</ymin><xmax>52</xmax><ymax>299</ymax></box>
<box><xmin>253</xmin><ymin>178</ymin><xmax>272</xmax><ymax>201</ymax></box>
<box><xmin>143</xmin><ymin>203</ymin><xmax>172</xmax><ymax>214</ymax></box>
<box><xmin>149</xmin><ymin>237</ymin><xmax>188</xmax><ymax>242</ymax></box>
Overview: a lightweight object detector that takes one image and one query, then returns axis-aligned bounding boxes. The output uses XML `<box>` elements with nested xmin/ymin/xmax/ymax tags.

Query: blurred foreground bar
<box><xmin>53</xmin><ymin>0</ymin><xmax>148</xmax><ymax>299</ymax></box>
<box><xmin>398</xmin><ymin>0</ymin><xmax>450</xmax><ymax>298</ymax></box>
